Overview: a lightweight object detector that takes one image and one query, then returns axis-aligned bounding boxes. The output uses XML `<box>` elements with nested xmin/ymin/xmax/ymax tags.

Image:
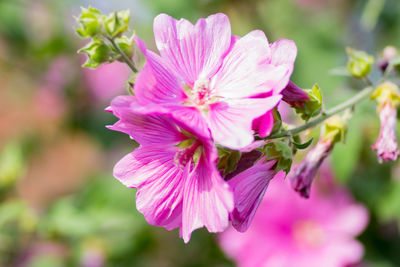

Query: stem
<box><xmin>266</xmin><ymin>86</ymin><xmax>374</xmax><ymax>139</ymax></box>
<box><xmin>106</xmin><ymin>36</ymin><xmax>138</xmax><ymax>73</ymax></box>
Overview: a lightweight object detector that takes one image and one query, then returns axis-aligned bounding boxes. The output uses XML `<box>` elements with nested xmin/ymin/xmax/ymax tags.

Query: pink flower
<box><xmin>108</xmin><ymin>95</ymin><xmax>233</xmax><ymax>242</ymax></box>
<box><xmin>289</xmin><ymin>140</ymin><xmax>332</xmax><ymax>198</ymax></box>
<box><xmin>133</xmin><ymin>13</ymin><xmax>296</xmax><ymax>149</ymax></box>
<box><xmin>372</xmin><ymin>101</ymin><xmax>399</xmax><ymax>162</ymax></box>
<box><xmin>227</xmin><ymin>159</ymin><xmax>277</xmax><ymax>232</ymax></box>
<box><xmin>219</xmin><ymin>176</ymin><xmax>369</xmax><ymax>267</ymax></box>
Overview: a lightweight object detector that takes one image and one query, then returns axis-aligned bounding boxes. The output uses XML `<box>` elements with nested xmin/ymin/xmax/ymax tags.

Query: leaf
<box><xmin>292</xmin><ymin>137</ymin><xmax>314</xmax><ymax>150</ymax></box>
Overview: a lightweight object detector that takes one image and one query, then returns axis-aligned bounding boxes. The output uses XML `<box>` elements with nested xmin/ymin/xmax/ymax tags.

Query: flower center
<box><xmin>184</xmin><ymin>78</ymin><xmax>213</xmax><ymax>108</ymax></box>
<box><xmin>174</xmin><ymin>140</ymin><xmax>202</xmax><ymax>169</ymax></box>
<box><xmin>293</xmin><ymin>220</ymin><xmax>325</xmax><ymax>248</ymax></box>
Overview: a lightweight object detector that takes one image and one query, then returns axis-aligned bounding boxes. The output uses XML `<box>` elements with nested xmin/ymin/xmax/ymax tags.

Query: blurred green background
<box><xmin>1</xmin><ymin>0</ymin><xmax>400</xmax><ymax>266</ymax></box>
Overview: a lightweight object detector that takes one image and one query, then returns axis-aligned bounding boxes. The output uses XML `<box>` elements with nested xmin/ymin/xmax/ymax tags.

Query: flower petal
<box><xmin>134</xmin><ymin>36</ymin><xmax>185</xmax><ymax>105</ymax></box>
<box><xmin>228</xmin><ymin>160</ymin><xmax>276</xmax><ymax>232</ymax></box>
<box><xmin>252</xmin><ymin>110</ymin><xmax>275</xmax><ymax>138</ymax></box>
<box><xmin>108</xmin><ymin>96</ymin><xmax>184</xmax><ymax>146</ymax></box>
<box><xmin>211</xmin><ymin>30</ymin><xmax>288</xmax><ymax>99</ymax></box>
<box><xmin>153</xmin><ymin>13</ymin><xmax>232</xmax><ymax>86</ymax></box>
<box><xmin>181</xmin><ymin>156</ymin><xmax>233</xmax><ymax>243</ymax></box>
<box><xmin>114</xmin><ymin>146</ymin><xmax>185</xmax><ymax>230</ymax></box>
<box><xmin>208</xmin><ymin>96</ymin><xmax>282</xmax><ymax>149</ymax></box>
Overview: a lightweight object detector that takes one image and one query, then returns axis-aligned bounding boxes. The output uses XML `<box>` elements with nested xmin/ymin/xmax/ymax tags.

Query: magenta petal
<box><xmin>228</xmin><ymin>160</ymin><xmax>276</xmax><ymax>232</ymax></box>
<box><xmin>153</xmin><ymin>13</ymin><xmax>231</xmax><ymax>86</ymax></box>
<box><xmin>181</xmin><ymin>156</ymin><xmax>233</xmax><ymax>243</ymax></box>
<box><xmin>134</xmin><ymin>36</ymin><xmax>185</xmax><ymax>105</ymax></box>
<box><xmin>253</xmin><ymin>110</ymin><xmax>275</xmax><ymax>138</ymax></box>
<box><xmin>108</xmin><ymin>96</ymin><xmax>184</xmax><ymax>146</ymax></box>
<box><xmin>208</xmin><ymin>96</ymin><xmax>282</xmax><ymax>149</ymax></box>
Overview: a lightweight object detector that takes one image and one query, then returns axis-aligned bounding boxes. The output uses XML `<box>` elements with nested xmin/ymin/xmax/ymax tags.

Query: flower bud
<box><xmin>76</xmin><ymin>6</ymin><xmax>102</xmax><ymax>38</ymax></box>
<box><xmin>113</xmin><ymin>35</ymin><xmax>135</xmax><ymax>60</ymax></box>
<box><xmin>104</xmin><ymin>10</ymin><xmax>130</xmax><ymax>38</ymax></box>
<box><xmin>346</xmin><ymin>48</ymin><xmax>375</xmax><ymax>78</ymax></box>
<box><xmin>287</xmin><ymin>83</ymin><xmax>322</xmax><ymax>121</ymax></box>
<box><xmin>0</xmin><ymin>142</ymin><xmax>24</xmax><ymax>191</ymax></box>
<box><xmin>371</xmin><ymin>82</ymin><xmax>400</xmax><ymax>163</ymax></box>
<box><xmin>377</xmin><ymin>46</ymin><xmax>398</xmax><ymax>73</ymax></box>
<box><xmin>290</xmin><ymin>116</ymin><xmax>346</xmax><ymax>198</ymax></box>
<box><xmin>79</xmin><ymin>38</ymin><xmax>113</xmax><ymax>68</ymax></box>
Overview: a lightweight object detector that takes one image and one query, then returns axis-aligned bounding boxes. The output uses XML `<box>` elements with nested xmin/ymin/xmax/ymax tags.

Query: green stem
<box><xmin>106</xmin><ymin>36</ymin><xmax>138</xmax><ymax>73</ymax></box>
<box><xmin>266</xmin><ymin>86</ymin><xmax>375</xmax><ymax>140</ymax></box>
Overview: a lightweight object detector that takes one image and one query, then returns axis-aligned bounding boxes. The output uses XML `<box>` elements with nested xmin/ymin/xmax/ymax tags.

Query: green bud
<box><xmin>263</xmin><ymin>141</ymin><xmax>292</xmax><ymax>174</ymax></box>
<box><xmin>294</xmin><ymin>83</ymin><xmax>322</xmax><ymax>121</ymax></box>
<box><xmin>218</xmin><ymin>147</ymin><xmax>241</xmax><ymax>175</ymax></box>
<box><xmin>371</xmin><ymin>81</ymin><xmax>400</xmax><ymax>110</ymax></box>
<box><xmin>78</xmin><ymin>38</ymin><xmax>113</xmax><ymax>68</ymax></box>
<box><xmin>346</xmin><ymin>48</ymin><xmax>375</xmax><ymax>78</ymax></box>
<box><xmin>76</xmin><ymin>6</ymin><xmax>102</xmax><ymax>38</ymax></box>
<box><xmin>322</xmin><ymin>116</ymin><xmax>347</xmax><ymax>144</ymax></box>
<box><xmin>104</xmin><ymin>10</ymin><xmax>130</xmax><ymax>38</ymax></box>
<box><xmin>112</xmin><ymin>34</ymin><xmax>135</xmax><ymax>60</ymax></box>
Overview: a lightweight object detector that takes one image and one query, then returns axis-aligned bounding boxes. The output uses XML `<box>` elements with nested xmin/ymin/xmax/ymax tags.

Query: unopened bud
<box><xmin>104</xmin><ymin>10</ymin><xmax>130</xmax><ymax>38</ymax></box>
<box><xmin>79</xmin><ymin>38</ymin><xmax>113</xmax><ymax>68</ymax></box>
<box><xmin>76</xmin><ymin>6</ymin><xmax>102</xmax><ymax>38</ymax></box>
<box><xmin>371</xmin><ymin>82</ymin><xmax>400</xmax><ymax>163</ymax></box>
<box><xmin>346</xmin><ymin>48</ymin><xmax>375</xmax><ymax>78</ymax></box>
<box><xmin>377</xmin><ymin>46</ymin><xmax>399</xmax><ymax>73</ymax></box>
<box><xmin>290</xmin><ymin>116</ymin><xmax>346</xmax><ymax>198</ymax></box>
<box><xmin>288</xmin><ymin>83</ymin><xmax>322</xmax><ymax>121</ymax></box>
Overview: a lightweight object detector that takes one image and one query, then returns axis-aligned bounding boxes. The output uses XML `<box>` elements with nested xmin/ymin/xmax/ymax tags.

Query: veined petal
<box><xmin>182</xmin><ymin>156</ymin><xmax>233</xmax><ymax>243</ymax></box>
<box><xmin>108</xmin><ymin>96</ymin><xmax>184</xmax><ymax>145</ymax></box>
<box><xmin>269</xmin><ymin>39</ymin><xmax>297</xmax><ymax>94</ymax></box>
<box><xmin>228</xmin><ymin>160</ymin><xmax>276</xmax><ymax>232</ymax></box>
<box><xmin>114</xmin><ymin>146</ymin><xmax>185</xmax><ymax>230</ymax></box>
<box><xmin>134</xmin><ymin>36</ymin><xmax>185</xmax><ymax>105</ymax></box>
<box><xmin>208</xmin><ymin>96</ymin><xmax>282</xmax><ymax>149</ymax></box>
<box><xmin>153</xmin><ymin>13</ymin><xmax>231</xmax><ymax>86</ymax></box>
<box><xmin>211</xmin><ymin>30</ymin><xmax>287</xmax><ymax>99</ymax></box>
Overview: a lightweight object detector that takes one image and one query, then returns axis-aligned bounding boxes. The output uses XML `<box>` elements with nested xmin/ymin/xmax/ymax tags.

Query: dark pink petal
<box><xmin>228</xmin><ymin>160</ymin><xmax>276</xmax><ymax>232</ymax></box>
<box><xmin>269</xmin><ymin>39</ymin><xmax>297</xmax><ymax>94</ymax></box>
<box><xmin>252</xmin><ymin>110</ymin><xmax>275</xmax><ymax>138</ymax></box>
<box><xmin>108</xmin><ymin>96</ymin><xmax>184</xmax><ymax>145</ymax></box>
<box><xmin>181</xmin><ymin>156</ymin><xmax>233</xmax><ymax>243</ymax></box>
<box><xmin>114</xmin><ymin>146</ymin><xmax>185</xmax><ymax>230</ymax></box>
<box><xmin>153</xmin><ymin>13</ymin><xmax>231</xmax><ymax>86</ymax></box>
<box><xmin>208</xmin><ymin>96</ymin><xmax>281</xmax><ymax>149</ymax></box>
<box><xmin>281</xmin><ymin>81</ymin><xmax>310</xmax><ymax>106</ymax></box>
<box><xmin>134</xmin><ymin>36</ymin><xmax>185</xmax><ymax>105</ymax></box>
<box><xmin>211</xmin><ymin>30</ymin><xmax>287</xmax><ymax>99</ymax></box>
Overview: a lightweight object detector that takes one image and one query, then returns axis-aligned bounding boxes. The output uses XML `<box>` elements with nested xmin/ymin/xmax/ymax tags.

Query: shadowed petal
<box><xmin>208</xmin><ymin>96</ymin><xmax>281</xmax><ymax>149</ymax></box>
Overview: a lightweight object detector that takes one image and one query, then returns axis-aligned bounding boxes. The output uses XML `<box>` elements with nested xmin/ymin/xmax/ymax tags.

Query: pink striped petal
<box><xmin>181</xmin><ymin>156</ymin><xmax>233</xmax><ymax>243</ymax></box>
<box><xmin>153</xmin><ymin>13</ymin><xmax>231</xmax><ymax>86</ymax></box>
<box><xmin>208</xmin><ymin>96</ymin><xmax>281</xmax><ymax>149</ymax></box>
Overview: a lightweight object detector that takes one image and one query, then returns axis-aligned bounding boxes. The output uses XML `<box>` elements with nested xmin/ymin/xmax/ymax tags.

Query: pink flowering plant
<box><xmin>74</xmin><ymin>6</ymin><xmax>400</xmax><ymax>245</ymax></box>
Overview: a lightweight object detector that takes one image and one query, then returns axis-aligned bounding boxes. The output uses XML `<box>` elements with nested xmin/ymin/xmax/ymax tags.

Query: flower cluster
<box><xmin>106</xmin><ymin>13</ymin><xmax>298</xmax><ymax>241</ymax></box>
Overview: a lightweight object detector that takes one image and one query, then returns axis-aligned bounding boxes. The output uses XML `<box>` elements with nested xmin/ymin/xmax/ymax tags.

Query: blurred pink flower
<box><xmin>108</xmin><ymin>95</ymin><xmax>233</xmax><ymax>242</ymax></box>
<box><xmin>219</xmin><ymin>175</ymin><xmax>368</xmax><ymax>267</ymax></box>
<box><xmin>84</xmin><ymin>61</ymin><xmax>131</xmax><ymax>103</ymax></box>
<box><xmin>133</xmin><ymin>13</ymin><xmax>296</xmax><ymax>149</ymax></box>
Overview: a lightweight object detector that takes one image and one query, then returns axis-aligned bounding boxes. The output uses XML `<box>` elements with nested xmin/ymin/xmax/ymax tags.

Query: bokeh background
<box><xmin>1</xmin><ymin>0</ymin><xmax>400</xmax><ymax>266</ymax></box>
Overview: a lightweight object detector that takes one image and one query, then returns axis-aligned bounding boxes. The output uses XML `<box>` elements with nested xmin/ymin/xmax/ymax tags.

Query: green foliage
<box><xmin>262</xmin><ymin>141</ymin><xmax>292</xmax><ymax>174</ymax></box>
<box><xmin>0</xmin><ymin>142</ymin><xmax>24</xmax><ymax>192</ymax></box>
<box><xmin>346</xmin><ymin>48</ymin><xmax>375</xmax><ymax>78</ymax></box>
<box><xmin>217</xmin><ymin>147</ymin><xmax>241</xmax><ymax>175</ymax></box>
<box><xmin>294</xmin><ymin>83</ymin><xmax>322</xmax><ymax>121</ymax></box>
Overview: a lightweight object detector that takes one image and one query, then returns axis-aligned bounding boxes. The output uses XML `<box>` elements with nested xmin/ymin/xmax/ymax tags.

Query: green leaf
<box><xmin>292</xmin><ymin>137</ymin><xmax>314</xmax><ymax>150</ymax></box>
<box><xmin>263</xmin><ymin>141</ymin><xmax>292</xmax><ymax>173</ymax></box>
<box><xmin>217</xmin><ymin>147</ymin><xmax>241</xmax><ymax>175</ymax></box>
<box><xmin>104</xmin><ymin>10</ymin><xmax>130</xmax><ymax>38</ymax></box>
